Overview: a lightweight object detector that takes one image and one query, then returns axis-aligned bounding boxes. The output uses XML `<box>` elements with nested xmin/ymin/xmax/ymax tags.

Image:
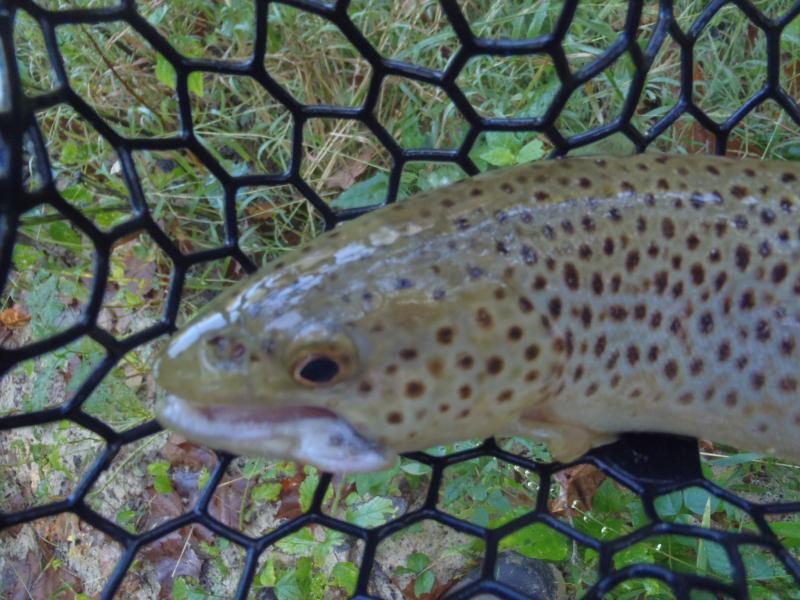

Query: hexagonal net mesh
<box><xmin>2</xmin><ymin>0</ymin><xmax>800</xmax><ymax>598</ymax></box>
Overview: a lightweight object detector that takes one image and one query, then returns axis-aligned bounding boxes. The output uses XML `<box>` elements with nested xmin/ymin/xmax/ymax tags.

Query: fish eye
<box><xmin>293</xmin><ymin>354</ymin><xmax>342</xmax><ymax>386</ymax></box>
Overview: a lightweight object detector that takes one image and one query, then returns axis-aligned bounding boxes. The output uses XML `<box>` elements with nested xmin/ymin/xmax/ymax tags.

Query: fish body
<box><xmin>155</xmin><ymin>155</ymin><xmax>800</xmax><ymax>472</ymax></box>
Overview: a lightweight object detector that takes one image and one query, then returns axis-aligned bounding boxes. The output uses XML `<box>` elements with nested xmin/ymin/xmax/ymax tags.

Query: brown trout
<box><xmin>154</xmin><ymin>155</ymin><xmax>800</xmax><ymax>472</ymax></box>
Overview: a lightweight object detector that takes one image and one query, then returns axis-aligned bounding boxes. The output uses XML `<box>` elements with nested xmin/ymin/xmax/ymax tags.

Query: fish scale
<box><xmin>155</xmin><ymin>154</ymin><xmax>800</xmax><ymax>473</ymax></box>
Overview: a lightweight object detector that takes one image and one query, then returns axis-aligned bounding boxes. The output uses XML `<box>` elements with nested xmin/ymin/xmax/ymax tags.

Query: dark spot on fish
<box><xmin>399</xmin><ymin>348</ymin><xmax>418</xmax><ymax>360</ymax></box>
<box><xmin>387</xmin><ymin>411</ymin><xmax>403</xmax><ymax>424</ymax></box>
<box><xmin>476</xmin><ymin>308</ymin><xmax>494</xmax><ymax>329</ymax></box>
<box><xmin>437</xmin><ymin>327</ymin><xmax>455</xmax><ymax>344</ymax></box>
<box><xmin>751</xmin><ymin>372</ymin><xmax>766</xmax><ymax>390</ymax></box>
<box><xmin>662</xmin><ymin>218</ymin><xmax>675</xmax><ymax>239</ymax></box>
<box><xmin>467</xmin><ymin>266</ymin><xmax>485</xmax><ymax>279</ymax></box>
<box><xmin>496</xmin><ymin>389</ymin><xmax>514</xmax><ymax>403</ymax></box>
<box><xmin>735</xmin><ymin>245</ymin><xmax>750</xmax><ymax>271</ymax></box>
<box><xmin>486</xmin><ymin>356</ymin><xmax>504</xmax><ymax>375</ymax></box>
<box><xmin>405</xmin><ymin>381</ymin><xmax>426</xmax><ymax>398</ymax></box>
<box><xmin>564</xmin><ymin>263</ymin><xmax>579</xmax><ymax>289</ymax></box>
<box><xmin>730</xmin><ymin>185</ymin><xmax>747</xmax><ymax>198</ymax></box>
<box><xmin>664</xmin><ymin>360</ymin><xmax>678</xmax><ymax>380</ymax></box>
<box><xmin>521</xmin><ymin>245</ymin><xmax>537</xmax><ymax>265</ymax></box>
<box><xmin>548</xmin><ymin>297</ymin><xmax>562</xmax><ymax>319</ymax></box>
<box><xmin>457</xmin><ymin>353</ymin><xmax>474</xmax><ymax>370</ymax></box>
<box><xmin>396</xmin><ymin>278</ymin><xmax>414</xmax><ymax>290</ymax></box>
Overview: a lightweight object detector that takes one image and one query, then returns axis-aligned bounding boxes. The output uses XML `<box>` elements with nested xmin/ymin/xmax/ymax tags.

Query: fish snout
<box><xmin>156</xmin><ymin>318</ymin><xmax>258</xmax><ymax>404</ymax></box>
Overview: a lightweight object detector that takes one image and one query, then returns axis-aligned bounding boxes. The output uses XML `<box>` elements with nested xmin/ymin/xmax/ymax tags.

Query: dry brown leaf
<box><xmin>208</xmin><ymin>476</ymin><xmax>247</xmax><ymax>530</ymax></box>
<box><xmin>244</xmin><ymin>200</ymin><xmax>277</xmax><ymax>223</ymax></box>
<box><xmin>160</xmin><ymin>433</ymin><xmax>217</xmax><ymax>471</ymax></box>
<box><xmin>2</xmin><ymin>548</ymin><xmax>83</xmax><ymax>600</ymax></box>
<box><xmin>138</xmin><ymin>524</ymin><xmax>203</xmax><ymax>599</ymax></box>
<box><xmin>401</xmin><ymin>574</ymin><xmax>451</xmax><ymax>600</ymax></box>
<box><xmin>155</xmin><ymin>546</ymin><xmax>202</xmax><ymax>600</ymax></box>
<box><xmin>30</xmin><ymin>562</ymin><xmax>83</xmax><ymax>600</ymax></box>
<box><xmin>0</xmin><ymin>492</ymin><xmax>28</xmax><ymax>539</ymax></box>
<box><xmin>143</xmin><ymin>491</ymin><xmax>184</xmax><ymax>532</ymax></box>
<box><xmin>549</xmin><ymin>464</ymin><xmax>606</xmax><ymax>518</ymax></box>
<box><xmin>3</xmin><ymin>550</ymin><xmax>39</xmax><ymax>600</ymax></box>
<box><xmin>274</xmin><ymin>469</ymin><xmax>308</xmax><ymax>521</ymax></box>
<box><xmin>33</xmin><ymin>513</ymin><xmax>78</xmax><ymax>551</ymax></box>
<box><xmin>0</xmin><ymin>305</ymin><xmax>31</xmax><ymax>328</ymax></box>
<box><xmin>122</xmin><ymin>256</ymin><xmax>157</xmax><ymax>296</ymax></box>
<box><xmin>140</xmin><ymin>526</ymin><xmax>185</xmax><ymax>563</ymax></box>
<box><xmin>171</xmin><ymin>468</ymin><xmax>203</xmax><ymax>501</ymax></box>
<box><xmin>323</xmin><ymin>148</ymin><xmax>375</xmax><ymax>190</ymax></box>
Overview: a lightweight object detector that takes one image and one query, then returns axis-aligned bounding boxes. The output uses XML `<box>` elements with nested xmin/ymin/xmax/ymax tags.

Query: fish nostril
<box><xmin>230</xmin><ymin>342</ymin><xmax>247</xmax><ymax>360</ymax></box>
<box><xmin>205</xmin><ymin>334</ymin><xmax>248</xmax><ymax>369</ymax></box>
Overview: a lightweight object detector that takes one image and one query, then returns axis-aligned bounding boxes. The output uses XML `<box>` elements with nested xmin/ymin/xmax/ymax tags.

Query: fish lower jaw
<box><xmin>156</xmin><ymin>394</ymin><xmax>392</xmax><ymax>473</ymax></box>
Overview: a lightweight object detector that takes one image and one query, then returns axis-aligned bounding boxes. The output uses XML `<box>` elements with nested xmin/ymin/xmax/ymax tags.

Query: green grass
<box><xmin>5</xmin><ymin>1</ymin><xmax>800</xmax><ymax>598</ymax></box>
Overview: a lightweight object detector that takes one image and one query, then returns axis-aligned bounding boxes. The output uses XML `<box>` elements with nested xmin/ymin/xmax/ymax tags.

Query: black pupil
<box><xmin>299</xmin><ymin>357</ymin><xmax>340</xmax><ymax>383</ymax></box>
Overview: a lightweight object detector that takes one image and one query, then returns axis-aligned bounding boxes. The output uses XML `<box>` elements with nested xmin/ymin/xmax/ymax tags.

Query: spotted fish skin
<box><xmin>155</xmin><ymin>155</ymin><xmax>800</xmax><ymax>472</ymax></box>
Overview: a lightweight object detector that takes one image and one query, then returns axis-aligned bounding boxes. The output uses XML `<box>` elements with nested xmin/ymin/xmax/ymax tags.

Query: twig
<box><xmin>79</xmin><ymin>25</ymin><xmax>167</xmax><ymax>129</ymax></box>
<box><xmin>172</xmin><ymin>524</ymin><xmax>195</xmax><ymax>579</ymax></box>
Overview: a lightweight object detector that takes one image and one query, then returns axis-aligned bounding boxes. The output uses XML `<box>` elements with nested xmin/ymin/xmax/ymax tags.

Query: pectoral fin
<box><xmin>513</xmin><ymin>411</ymin><xmax>617</xmax><ymax>463</ymax></box>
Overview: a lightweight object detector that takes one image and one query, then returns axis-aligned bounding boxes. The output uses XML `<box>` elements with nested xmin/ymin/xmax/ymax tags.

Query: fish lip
<box><xmin>156</xmin><ymin>393</ymin><xmax>391</xmax><ymax>473</ymax></box>
<box><xmin>193</xmin><ymin>403</ymin><xmax>341</xmax><ymax>425</ymax></box>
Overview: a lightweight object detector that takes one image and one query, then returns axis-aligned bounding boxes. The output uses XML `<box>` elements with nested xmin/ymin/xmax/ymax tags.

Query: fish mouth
<box><xmin>156</xmin><ymin>394</ymin><xmax>392</xmax><ymax>473</ymax></box>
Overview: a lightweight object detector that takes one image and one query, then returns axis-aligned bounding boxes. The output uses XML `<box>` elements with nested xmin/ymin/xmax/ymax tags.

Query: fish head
<box><xmin>155</xmin><ymin>232</ymin><xmax>476</xmax><ymax>473</ymax></box>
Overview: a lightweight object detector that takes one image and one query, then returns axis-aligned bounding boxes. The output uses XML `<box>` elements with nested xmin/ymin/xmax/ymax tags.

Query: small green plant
<box><xmin>251</xmin><ymin>529</ymin><xmax>359</xmax><ymax>600</ymax></box>
<box><xmin>396</xmin><ymin>551</ymin><xmax>436</xmax><ymax>597</ymax></box>
<box><xmin>146</xmin><ymin>460</ymin><xmax>175</xmax><ymax>494</ymax></box>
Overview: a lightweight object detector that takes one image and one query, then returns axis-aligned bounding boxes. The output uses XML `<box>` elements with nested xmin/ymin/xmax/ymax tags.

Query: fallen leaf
<box><xmin>400</xmin><ymin>574</ymin><xmax>450</xmax><ymax>600</ymax></box>
<box><xmin>323</xmin><ymin>148</ymin><xmax>376</xmax><ymax>190</ymax></box>
<box><xmin>155</xmin><ymin>546</ymin><xmax>202</xmax><ymax>600</ymax></box>
<box><xmin>549</xmin><ymin>464</ymin><xmax>606</xmax><ymax>517</ymax></box>
<box><xmin>142</xmin><ymin>490</ymin><xmax>184</xmax><ymax>531</ymax></box>
<box><xmin>122</xmin><ymin>256</ymin><xmax>157</xmax><ymax>296</ymax></box>
<box><xmin>30</xmin><ymin>561</ymin><xmax>83</xmax><ymax>600</ymax></box>
<box><xmin>140</xmin><ymin>528</ymin><xmax>185</xmax><ymax>562</ymax></box>
<box><xmin>33</xmin><ymin>513</ymin><xmax>77</xmax><ymax>550</ymax></box>
<box><xmin>208</xmin><ymin>476</ymin><xmax>247</xmax><ymax>530</ymax></box>
<box><xmin>275</xmin><ymin>469</ymin><xmax>307</xmax><ymax>520</ymax></box>
<box><xmin>0</xmin><ymin>493</ymin><xmax>28</xmax><ymax>539</ymax></box>
<box><xmin>2</xmin><ymin>550</ymin><xmax>39</xmax><ymax>600</ymax></box>
<box><xmin>0</xmin><ymin>305</ymin><xmax>31</xmax><ymax>328</ymax></box>
<box><xmin>244</xmin><ymin>200</ymin><xmax>277</xmax><ymax>223</ymax></box>
<box><xmin>172</xmin><ymin>468</ymin><xmax>202</xmax><ymax>499</ymax></box>
<box><xmin>160</xmin><ymin>433</ymin><xmax>217</xmax><ymax>470</ymax></box>
<box><xmin>138</xmin><ymin>524</ymin><xmax>203</xmax><ymax>599</ymax></box>
<box><xmin>2</xmin><ymin>547</ymin><xmax>84</xmax><ymax>600</ymax></box>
